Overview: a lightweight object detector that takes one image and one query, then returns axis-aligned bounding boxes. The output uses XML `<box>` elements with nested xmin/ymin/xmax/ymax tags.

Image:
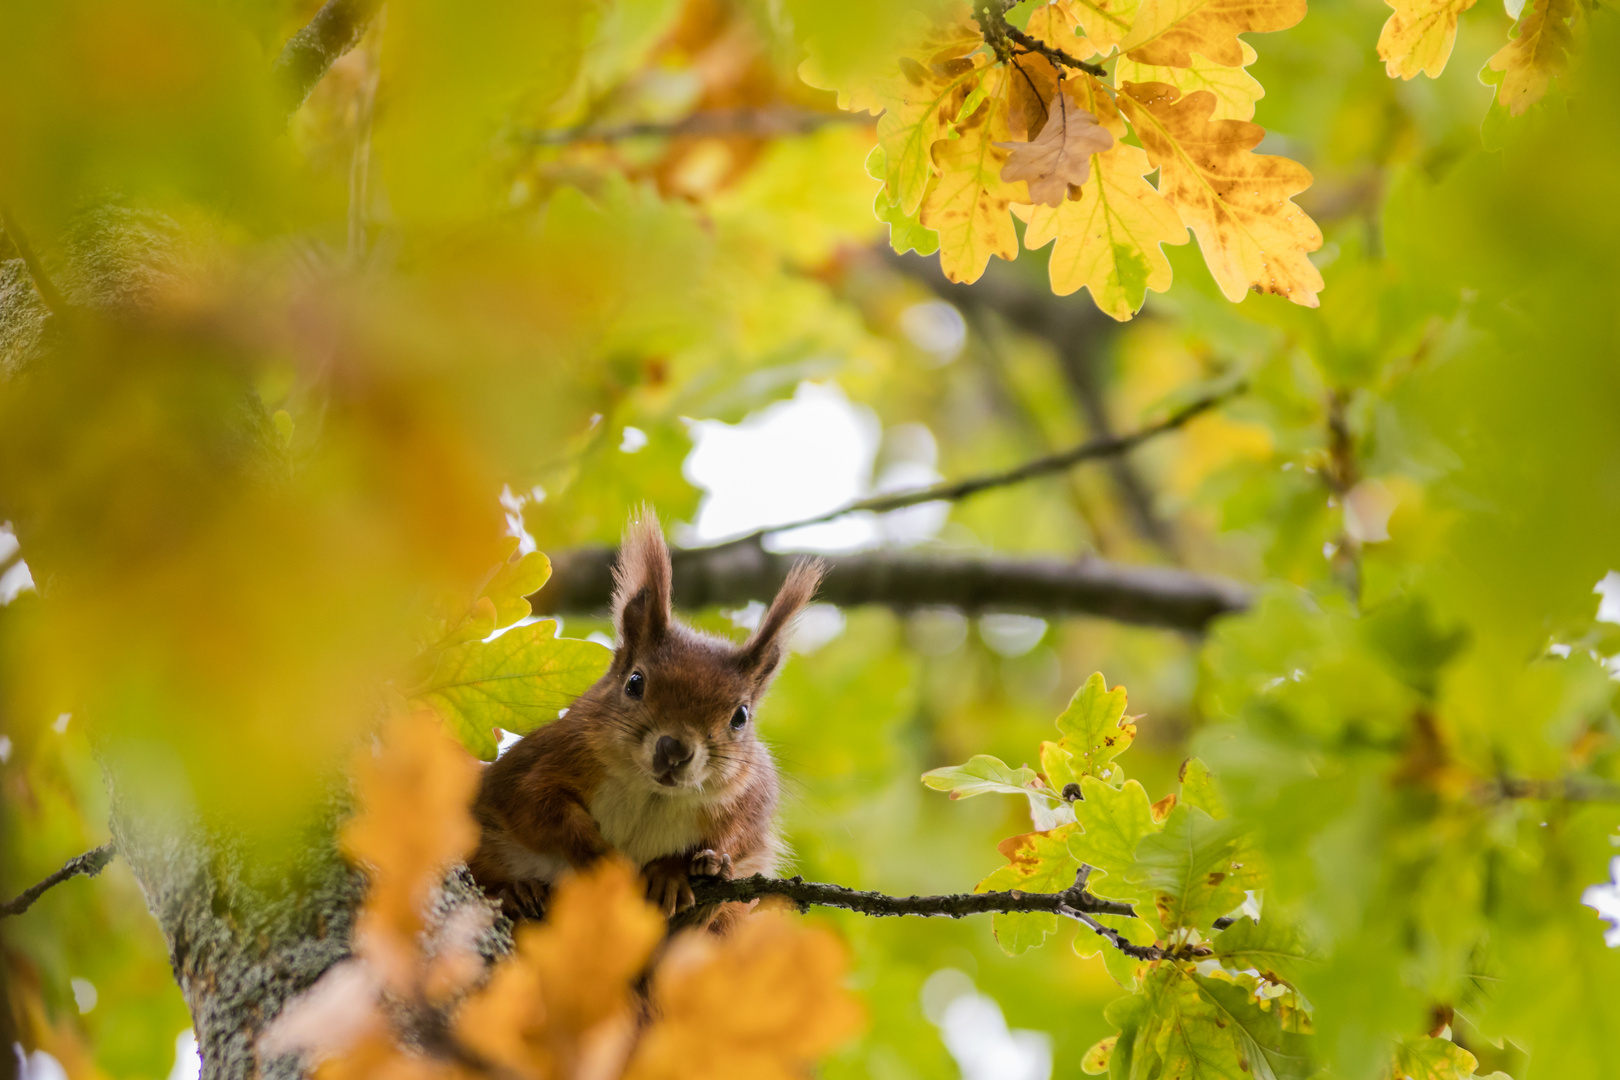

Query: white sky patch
<box><xmin>14</xmin><ymin>1046</ymin><xmax>68</xmax><ymax>1080</ymax></box>
<box><xmin>900</xmin><ymin>300</ymin><xmax>967</xmax><ymax>365</ymax></box>
<box><xmin>499</xmin><ymin>484</ymin><xmax>543</xmax><ymax>555</ymax></box>
<box><xmin>684</xmin><ymin>382</ymin><xmax>946</xmax><ymax>552</ymax></box>
<box><xmin>1580</xmin><ymin>855</ymin><xmax>1620</xmax><ymax>947</ymax></box>
<box><xmin>70</xmin><ymin>978</ymin><xmax>98</xmax><ymax>1014</ymax></box>
<box><xmin>790</xmin><ymin>603</ymin><xmax>846</xmax><ymax>653</ymax></box>
<box><xmin>168</xmin><ymin>1030</ymin><xmax>202</xmax><ymax>1080</ymax></box>
<box><xmin>620</xmin><ymin>426</ymin><xmax>649</xmax><ymax>453</ymax></box>
<box><xmin>979</xmin><ymin>614</ymin><xmax>1049</xmax><ymax>657</ymax></box>
<box><xmin>1</xmin><ymin>522</ymin><xmax>34</xmax><ymax>605</ymax></box>
<box><xmin>1594</xmin><ymin>571</ymin><xmax>1620</xmax><ymax>625</ymax></box>
<box><xmin>921</xmin><ymin>969</ymin><xmax>1052</xmax><ymax>1080</ymax></box>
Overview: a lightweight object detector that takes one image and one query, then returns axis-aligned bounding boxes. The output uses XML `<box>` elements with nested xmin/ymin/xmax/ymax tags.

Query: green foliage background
<box><xmin>2</xmin><ymin>0</ymin><xmax>1618</xmax><ymax>1078</ymax></box>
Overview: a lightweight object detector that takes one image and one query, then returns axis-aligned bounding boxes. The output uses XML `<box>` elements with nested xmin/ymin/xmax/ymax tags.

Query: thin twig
<box><xmin>1487</xmin><ymin>776</ymin><xmax>1620</xmax><ymax>803</ymax></box>
<box><xmin>0</xmin><ymin>201</ymin><xmax>67</xmax><ymax>315</ymax></box>
<box><xmin>522</xmin><ymin>107</ymin><xmax>873</xmax><ymax>147</ymax></box>
<box><xmin>973</xmin><ymin>0</ymin><xmax>1109</xmax><ymax>79</ymax></box>
<box><xmin>272</xmin><ymin>0</ymin><xmax>384</xmax><ymax>115</ymax></box>
<box><xmin>699</xmin><ymin>384</ymin><xmax>1242</xmax><ymax>550</ymax></box>
<box><xmin>686</xmin><ymin>873</ymin><xmax>1137</xmax><ymax>920</ymax></box>
<box><xmin>1059</xmin><ymin>904</ymin><xmax>1163</xmax><ymax>960</ymax></box>
<box><xmin>348</xmin><ymin>16</ymin><xmax>384</xmax><ymax>266</ymax></box>
<box><xmin>0</xmin><ymin>843</ymin><xmax>117</xmax><ymax>918</ymax></box>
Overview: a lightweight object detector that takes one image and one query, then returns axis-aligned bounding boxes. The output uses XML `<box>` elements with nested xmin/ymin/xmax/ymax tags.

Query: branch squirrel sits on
<box><xmin>468</xmin><ymin>510</ymin><xmax>823</xmax><ymax>931</ymax></box>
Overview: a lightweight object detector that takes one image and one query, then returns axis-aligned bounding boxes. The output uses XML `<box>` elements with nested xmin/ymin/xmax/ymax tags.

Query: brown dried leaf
<box><xmin>340</xmin><ymin>711</ymin><xmax>482</xmax><ymax>994</ymax></box>
<box><xmin>1119</xmin><ymin>82</ymin><xmax>1323</xmax><ymax>306</ymax></box>
<box><xmin>1376</xmin><ymin>0</ymin><xmax>1480</xmax><ymax>79</ymax></box>
<box><xmin>1008</xmin><ymin>52</ymin><xmax>1061</xmax><ymax>140</ymax></box>
<box><xmin>1121</xmin><ymin>0</ymin><xmax>1307</xmax><ymax>67</ymax></box>
<box><xmin>1487</xmin><ymin>0</ymin><xmax>1578</xmax><ymax>114</ymax></box>
<box><xmin>997</xmin><ymin>90</ymin><xmax>1114</xmax><ymax>207</ymax></box>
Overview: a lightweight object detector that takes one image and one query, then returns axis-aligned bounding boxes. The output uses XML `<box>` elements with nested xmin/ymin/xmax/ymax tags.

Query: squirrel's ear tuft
<box><xmin>613</xmin><ymin>507</ymin><xmax>673</xmax><ymax>656</ymax></box>
<box><xmin>739</xmin><ymin>557</ymin><xmax>825</xmax><ymax>682</ymax></box>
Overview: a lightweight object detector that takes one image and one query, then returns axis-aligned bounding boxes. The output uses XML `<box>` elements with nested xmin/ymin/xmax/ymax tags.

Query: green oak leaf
<box><xmin>481</xmin><ymin>548</ymin><xmax>552</xmax><ymax>630</ymax></box>
<box><xmin>1055</xmin><ymin>672</ymin><xmax>1136</xmax><ymax>782</ymax></box>
<box><xmin>1210</xmin><ymin>917</ymin><xmax>1312</xmax><ymax>986</ymax></box>
<box><xmin>1068</xmin><ymin>776</ymin><xmax>1160</xmax><ymax>899</ymax></box>
<box><xmin>1126</xmin><ymin>804</ymin><xmax>1247</xmax><ymax>934</ymax></box>
<box><xmin>1393</xmin><ymin>1037</ymin><xmax>1481</xmax><ymax>1080</ymax></box>
<box><xmin>1190</xmin><ymin>973</ymin><xmax>1313</xmax><ymax>1080</ymax></box>
<box><xmin>415</xmin><ymin>619</ymin><xmax>610</xmax><ymax>760</ymax></box>
<box><xmin>922</xmin><ymin>754</ymin><xmax>1059</xmax><ymax>802</ymax></box>
<box><xmin>1179</xmin><ymin>756</ymin><xmax>1228</xmax><ymax>818</ymax></box>
<box><xmin>1041</xmin><ymin>739</ymin><xmax>1080</xmax><ymax>792</ymax></box>
<box><xmin>974</xmin><ymin>823</ymin><xmax>1081</xmax><ymax>955</ymax></box>
<box><xmin>1103</xmin><ymin>993</ymin><xmax>1150</xmax><ymax>1080</ymax></box>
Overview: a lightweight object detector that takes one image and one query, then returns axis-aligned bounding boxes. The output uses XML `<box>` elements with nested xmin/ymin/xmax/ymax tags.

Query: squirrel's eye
<box><xmin>625</xmin><ymin>671</ymin><xmax>645</xmax><ymax>699</ymax></box>
<box><xmin>730</xmin><ymin>705</ymin><xmax>749</xmax><ymax>730</ymax></box>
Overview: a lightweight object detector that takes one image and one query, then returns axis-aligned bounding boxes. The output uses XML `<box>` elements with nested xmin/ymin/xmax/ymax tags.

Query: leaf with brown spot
<box><xmin>1120</xmin><ymin>0</ymin><xmax>1307</xmax><ymax>67</ymax></box>
<box><xmin>1118</xmin><ymin>82</ymin><xmax>1323</xmax><ymax>307</ymax></box>
<box><xmin>1376</xmin><ymin>0</ymin><xmax>1479</xmax><ymax>79</ymax></box>
<box><xmin>1486</xmin><ymin>0</ymin><xmax>1578</xmax><ymax>115</ymax></box>
<box><xmin>875</xmin><ymin>56</ymin><xmax>989</xmax><ymax>214</ymax></box>
<box><xmin>997</xmin><ymin>88</ymin><xmax>1114</xmax><ymax>207</ymax></box>
<box><xmin>1008</xmin><ymin>52</ymin><xmax>1061</xmax><ymax>141</ymax></box>
<box><xmin>921</xmin><ymin>66</ymin><xmax>1023</xmax><ymax>283</ymax></box>
<box><xmin>1116</xmin><ymin>41</ymin><xmax>1264</xmax><ymax>120</ymax></box>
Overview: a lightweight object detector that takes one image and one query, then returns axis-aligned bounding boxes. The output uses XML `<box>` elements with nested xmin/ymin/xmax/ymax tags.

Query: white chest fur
<box><xmin>589</xmin><ymin>781</ymin><xmax>706</xmax><ymax>866</ymax></box>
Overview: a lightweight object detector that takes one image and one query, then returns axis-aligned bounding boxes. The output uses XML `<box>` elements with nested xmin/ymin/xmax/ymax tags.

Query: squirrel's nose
<box><xmin>653</xmin><ymin>735</ymin><xmax>693</xmax><ymax>772</ymax></box>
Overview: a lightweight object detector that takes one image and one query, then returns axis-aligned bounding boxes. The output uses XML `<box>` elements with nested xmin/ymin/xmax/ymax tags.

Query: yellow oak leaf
<box><xmin>1487</xmin><ymin>0</ymin><xmax>1578</xmax><ymax>115</ymax></box>
<box><xmin>1376</xmin><ymin>0</ymin><xmax>1479</xmax><ymax>79</ymax></box>
<box><xmin>1008</xmin><ymin>51</ymin><xmax>1062</xmax><ymax>141</ymax></box>
<box><xmin>920</xmin><ymin>66</ymin><xmax>1022</xmax><ymax>283</ymax></box>
<box><xmin>1115</xmin><ymin>40</ymin><xmax>1264</xmax><ymax>120</ymax></box>
<box><xmin>875</xmin><ymin>56</ymin><xmax>988</xmax><ymax>215</ymax></box>
<box><xmin>1120</xmin><ymin>0</ymin><xmax>1307</xmax><ymax>67</ymax></box>
<box><xmin>456</xmin><ymin>859</ymin><xmax>663</xmax><ymax>1080</ymax></box>
<box><xmin>340</xmin><ymin>711</ymin><xmax>481</xmax><ymax>994</ymax></box>
<box><xmin>1024</xmin><ymin>0</ymin><xmax>1100</xmax><ymax>64</ymax></box>
<box><xmin>1071</xmin><ymin>0</ymin><xmax>1144</xmax><ymax>51</ymax></box>
<box><xmin>1119</xmin><ymin>82</ymin><xmax>1323</xmax><ymax>307</ymax></box>
<box><xmin>997</xmin><ymin>89</ymin><xmax>1114</xmax><ymax>206</ymax></box>
<box><xmin>1022</xmin><ymin>141</ymin><xmax>1188</xmax><ymax>319</ymax></box>
<box><xmin>626</xmin><ymin>911</ymin><xmax>865</xmax><ymax>1080</ymax></box>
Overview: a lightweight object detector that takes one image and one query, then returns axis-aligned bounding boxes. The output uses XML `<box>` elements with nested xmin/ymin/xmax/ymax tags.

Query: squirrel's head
<box><xmin>589</xmin><ymin>509</ymin><xmax>822</xmax><ymax>797</ymax></box>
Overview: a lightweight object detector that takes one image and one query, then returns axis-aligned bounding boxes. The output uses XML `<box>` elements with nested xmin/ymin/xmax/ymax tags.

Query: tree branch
<box><xmin>523</xmin><ymin>107</ymin><xmax>873</xmax><ymax>146</ymax></box>
<box><xmin>0</xmin><ymin>843</ymin><xmax>117</xmax><ymax>918</ymax></box>
<box><xmin>686</xmin><ymin>872</ymin><xmax>1136</xmax><ymax>920</ymax></box>
<box><xmin>534</xmin><ymin>543</ymin><xmax>1250</xmax><ymax>630</ymax></box>
<box><xmin>1486</xmin><ymin>776</ymin><xmax>1620</xmax><ymax>803</ymax></box>
<box><xmin>973</xmin><ymin>0</ymin><xmax>1109</xmax><ymax>79</ymax></box>
<box><xmin>0</xmin><ymin>200</ymin><xmax>67</xmax><ymax>316</ymax></box>
<box><xmin>697</xmin><ymin>385</ymin><xmax>1240</xmax><ymax>552</ymax></box>
<box><xmin>272</xmin><ymin>0</ymin><xmax>384</xmax><ymax>115</ymax></box>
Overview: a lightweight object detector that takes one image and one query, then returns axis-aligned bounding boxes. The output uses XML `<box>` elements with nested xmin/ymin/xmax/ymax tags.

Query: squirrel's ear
<box><xmin>739</xmin><ymin>558</ymin><xmax>825</xmax><ymax>682</ymax></box>
<box><xmin>612</xmin><ymin>508</ymin><xmax>673</xmax><ymax>656</ymax></box>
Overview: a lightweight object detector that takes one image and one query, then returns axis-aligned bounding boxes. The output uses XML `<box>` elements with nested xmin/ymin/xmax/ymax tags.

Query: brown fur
<box><xmin>469</xmin><ymin>509</ymin><xmax>823</xmax><ymax>929</ymax></box>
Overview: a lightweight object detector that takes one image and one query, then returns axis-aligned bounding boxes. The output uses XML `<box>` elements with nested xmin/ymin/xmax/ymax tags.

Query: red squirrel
<box><xmin>468</xmin><ymin>513</ymin><xmax>822</xmax><ymax>926</ymax></box>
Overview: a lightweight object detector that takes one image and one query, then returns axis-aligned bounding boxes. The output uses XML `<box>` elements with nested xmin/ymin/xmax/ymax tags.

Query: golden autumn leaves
<box><xmin>1376</xmin><ymin>0</ymin><xmax>1581</xmax><ymax>114</ymax></box>
<box><xmin>261</xmin><ymin>713</ymin><xmax>861</xmax><ymax>1080</ymax></box>
<box><xmin>806</xmin><ymin>0</ymin><xmax>1322</xmax><ymax>321</ymax></box>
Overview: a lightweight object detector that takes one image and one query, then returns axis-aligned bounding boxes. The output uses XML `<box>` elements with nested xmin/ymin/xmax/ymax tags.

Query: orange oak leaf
<box><xmin>1120</xmin><ymin>0</ymin><xmax>1307</xmax><ymax>67</ymax></box>
<box><xmin>1008</xmin><ymin>51</ymin><xmax>1061</xmax><ymax>141</ymax></box>
<box><xmin>998</xmin><ymin>89</ymin><xmax>1114</xmax><ymax>207</ymax></box>
<box><xmin>626</xmin><ymin>911</ymin><xmax>865</xmax><ymax>1080</ymax></box>
<box><xmin>340</xmin><ymin>711</ymin><xmax>481</xmax><ymax>995</ymax></box>
<box><xmin>1487</xmin><ymin>0</ymin><xmax>1578</xmax><ymax>115</ymax></box>
<box><xmin>1118</xmin><ymin>82</ymin><xmax>1323</xmax><ymax>307</ymax></box>
<box><xmin>1376</xmin><ymin>0</ymin><xmax>1479</xmax><ymax>79</ymax></box>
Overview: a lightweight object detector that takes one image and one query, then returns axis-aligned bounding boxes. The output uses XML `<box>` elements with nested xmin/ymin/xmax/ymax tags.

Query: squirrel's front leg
<box><xmin>643</xmin><ymin>849</ymin><xmax>735</xmax><ymax>916</ymax></box>
<box><xmin>502</xmin><ymin>790</ymin><xmax>611</xmax><ymax>873</ymax></box>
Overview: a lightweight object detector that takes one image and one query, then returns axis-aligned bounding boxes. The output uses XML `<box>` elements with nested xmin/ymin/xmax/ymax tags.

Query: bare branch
<box><xmin>973</xmin><ymin>0</ymin><xmax>1109</xmax><ymax>79</ymax></box>
<box><xmin>534</xmin><ymin>543</ymin><xmax>1250</xmax><ymax>631</ymax></box>
<box><xmin>272</xmin><ymin>0</ymin><xmax>384</xmax><ymax>115</ymax></box>
<box><xmin>0</xmin><ymin>200</ymin><xmax>67</xmax><ymax>316</ymax></box>
<box><xmin>1486</xmin><ymin>776</ymin><xmax>1620</xmax><ymax>803</ymax></box>
<box><xmin>1</xmin><ymin>843</ymin><xmax>117</xmax><ymax>918</ymax></box>
<box><xmin>698</xmin><ymin>385</ymin><xmax>1241</xmax><ymax>552</ymax></box>
<box><xmin>687</xmin><ymin>873</ymin><xmax>1135</xmax><ymax>920</ymax></box>
<box><xmin>523</xmin><ymin>107</ymin><xmax>873</xmax><ymax>147</ymax></box>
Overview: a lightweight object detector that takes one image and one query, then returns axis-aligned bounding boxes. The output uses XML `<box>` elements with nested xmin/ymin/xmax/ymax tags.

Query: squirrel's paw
<box><xmin>644</xmin><ymin>855</ymin><xmax>697</xmax><ymax>917</ymax></box>
<box><xmin>690</xmin><ymin>849</ymin><xmax>734</xmax><ymax>880</ymax></box>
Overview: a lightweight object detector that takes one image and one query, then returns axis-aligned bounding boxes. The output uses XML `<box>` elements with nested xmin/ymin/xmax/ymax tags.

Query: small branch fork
<box><xmin>700</xmin><ymin>383</ymin><xmax>1241</xmax><ymax>551</ymax></box>
<box><xmin>0</xmin><ymin>843</ymin><xmax>117</xmax><ymax>918</ymax></box>
<box><xmin>973</xmin><ymin>0</ymin><xmax>1109</xmax><ymax>80</ymax></box>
